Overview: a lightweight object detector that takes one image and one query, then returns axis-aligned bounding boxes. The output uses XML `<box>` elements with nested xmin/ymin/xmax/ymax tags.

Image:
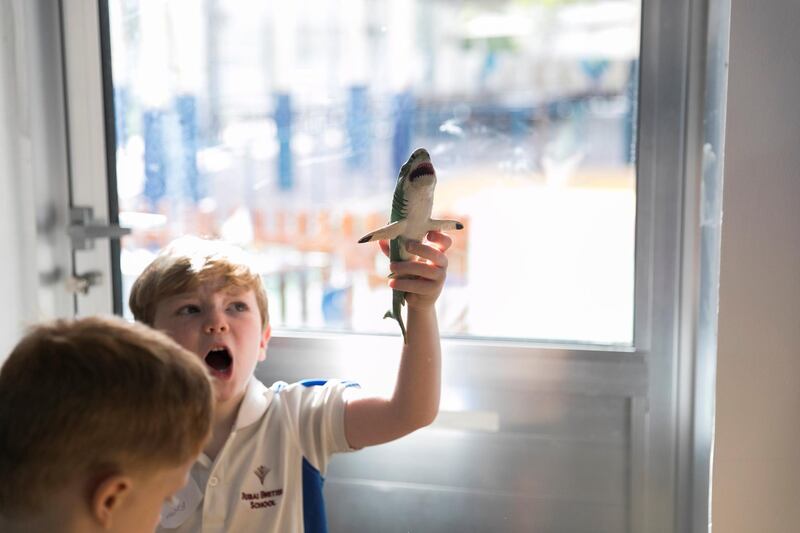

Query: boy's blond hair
<box><xmin>129</xmin><ymin>236</ymin><xmax>269</xmax><ymax>329</ymax></box>
<box><xmin>0</xmin><ymin>316</ymin><xmax>213</xmax><ymax>517</ymax></box>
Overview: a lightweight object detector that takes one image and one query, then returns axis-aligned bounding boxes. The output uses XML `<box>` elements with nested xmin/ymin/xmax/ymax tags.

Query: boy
<box><xmin>128</xmin><ymin>232</ymin><xmax>453</xmax><ymax>532</ymax></box>
<box><xmin>0</xmin><ymin>315</ymin><xmax>214</xmax><ymax>533</ymax></box>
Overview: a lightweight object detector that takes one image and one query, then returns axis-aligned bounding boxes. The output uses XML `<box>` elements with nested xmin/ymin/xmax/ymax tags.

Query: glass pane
<box><xmin>108</xmin><ymin>0</ymin><xmax>639</xmax><ymax>344</ymax></box>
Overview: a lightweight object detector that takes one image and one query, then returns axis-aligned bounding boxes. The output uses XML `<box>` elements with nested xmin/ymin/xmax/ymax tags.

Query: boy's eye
<box><xmin>230</xmin><ymin>302</ymin><xmax>249</xmax><ymax>312</ymax></box>
<box><xmin>177</xmin><ymin>304</ymin><xmax>201</xmax><ymax>315</ymax></box>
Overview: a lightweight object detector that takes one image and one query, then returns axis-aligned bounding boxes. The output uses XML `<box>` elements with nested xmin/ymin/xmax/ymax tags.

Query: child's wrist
<box><xmin>407</xmin><ymin>303</ymin><xmax>437</xmax><ymax>316</ymax></box>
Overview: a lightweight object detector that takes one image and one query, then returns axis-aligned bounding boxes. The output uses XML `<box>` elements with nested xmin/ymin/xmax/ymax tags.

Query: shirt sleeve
<box><xmin>273</xmin><ymin>379</ymin><xmax>360</xmax><ymax>473</ymax></box>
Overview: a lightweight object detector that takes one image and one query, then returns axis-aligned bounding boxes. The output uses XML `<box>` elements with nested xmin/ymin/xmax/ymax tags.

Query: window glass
<box><xmin>109</xmin><ymin>0</ymin><xmax>639</xmax><ymax>344</ymax></box>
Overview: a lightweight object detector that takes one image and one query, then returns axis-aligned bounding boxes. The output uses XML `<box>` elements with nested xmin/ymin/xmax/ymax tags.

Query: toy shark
<box><xmin>358</xmin><ymin>148</ymin><xmax>464</xmax><ymax>342</ymax></box>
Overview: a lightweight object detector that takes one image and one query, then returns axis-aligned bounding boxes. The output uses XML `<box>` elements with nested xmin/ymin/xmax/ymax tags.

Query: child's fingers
<box><xmin>425</xmin><ymin>231</ymin><xmax>453</xmax><ymax>252</ymax></box>
<box><xmin>389</xmin><ymin>276</ymin><xmax>438</xmax><ymax>295</ymax></box>
<box><xmin>379</xmin><ymin>239</ymin><xmax>390</xmax><ymax>258</ymax></box>
<box><xmin>390</xmin><ymin>260</ymin><xmax>445</xmax><ymax>282</ymax></box>
<box><xmin>406</xmin><ymin>240</ymin><xmax>448</xmax><ymax>269</ymax></box>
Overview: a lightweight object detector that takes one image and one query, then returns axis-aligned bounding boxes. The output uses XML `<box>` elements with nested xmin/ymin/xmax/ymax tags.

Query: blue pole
<box><xmin>510</xmin><ymin>107</ymin><xmax>527</xmax><ymax>138</ymax></box>
<box><xmin>175</xmin><ymin>94</ymin><xmax>202</xmax><ymax>203</ymax></box>
<box><xmin>274</xmin><ymin>92</ymin><xmax>293</xmax><ymax>191</ymax></box>
<box><xmin>143</xmin><ymin>109</ymin><xmax>167</xmax><ymax>209</ymax></box>
<box><xmin>391</xmin><ymin>90</ymin><xmax>415</xmax><ymax>174</ymax></box>
<box><xmin>347</xmin><ymin>85</ymin><xmax>370</xmax><ymax>170</ymax></box>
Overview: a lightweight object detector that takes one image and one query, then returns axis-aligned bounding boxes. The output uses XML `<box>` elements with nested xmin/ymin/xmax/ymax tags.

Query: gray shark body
<box><xmin>358</xmin><ymin>148</ymin><xmax>464</xmax><ymax>342</ymax></box>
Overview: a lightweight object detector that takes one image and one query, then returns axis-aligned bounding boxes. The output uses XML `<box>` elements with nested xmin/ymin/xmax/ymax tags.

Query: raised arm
<box><xmin>343</xmin><ymin>231</ymin><xmax>451</xmax><ymax>449</ymax></box>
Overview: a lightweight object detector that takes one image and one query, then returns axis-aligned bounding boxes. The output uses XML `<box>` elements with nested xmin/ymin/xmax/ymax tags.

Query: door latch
<box><xmin>66</xmin><ymin>271</ymin><xmax>103</xmax><ymax>295</ymax></box>
<box><xmin>68</xmin><ymin>206</ymin><xmax>131</xmax><ymax>250</ymax></box>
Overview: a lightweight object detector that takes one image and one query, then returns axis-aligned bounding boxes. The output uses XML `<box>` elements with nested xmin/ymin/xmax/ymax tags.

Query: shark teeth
<box><xmin>409</xmin><ymin>163</ymin><xmax>435</xmax><ymax>181</ymax></box>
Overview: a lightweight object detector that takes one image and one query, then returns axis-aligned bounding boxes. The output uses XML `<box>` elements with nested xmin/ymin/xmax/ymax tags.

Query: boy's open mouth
<box><xmin>204</xmin><ymin>347</ymin><xmax>233</xmax><ymax>378</ymax></box>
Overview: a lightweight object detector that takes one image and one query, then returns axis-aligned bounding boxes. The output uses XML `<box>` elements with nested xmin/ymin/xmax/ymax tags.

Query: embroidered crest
<box><xmin>254</xmin><ymin>465</ymin><xmax>270</xmax><ymax>485</ymax></box>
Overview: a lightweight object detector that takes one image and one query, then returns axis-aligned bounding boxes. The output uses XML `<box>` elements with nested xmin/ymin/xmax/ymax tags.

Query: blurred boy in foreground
<box><xmin>0</xmin><ymin>316</ymin><xmax>214</xmax><ymax>533</ymax></box>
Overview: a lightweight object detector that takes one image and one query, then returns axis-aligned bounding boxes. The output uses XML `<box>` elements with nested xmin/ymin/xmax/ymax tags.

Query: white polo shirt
<box><xmin>158</xmin><ymin>377</ymin><xmax>358</xmax><ymax>533</ymax></box>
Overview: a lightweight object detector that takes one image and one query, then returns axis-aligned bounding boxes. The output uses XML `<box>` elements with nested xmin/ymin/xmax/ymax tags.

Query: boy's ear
<box><xmin>91</xmin><ymin>473</ymin><xmax>133</xmax><ymax>528</ymax></box>
<box><xmin>258</xmin><ymin>324</ymin><xmax>272</xmax><ymax>360</ymax></box>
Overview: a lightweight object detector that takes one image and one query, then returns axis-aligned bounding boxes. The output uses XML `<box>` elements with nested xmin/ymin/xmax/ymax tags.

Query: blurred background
<box><xmin>108</xmin><ymin>0</ymin><xmax>640</xmax><ymax>345</ymax></box>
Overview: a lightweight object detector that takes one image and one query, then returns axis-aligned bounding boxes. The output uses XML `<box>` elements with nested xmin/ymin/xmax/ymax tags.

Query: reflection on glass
<box><xmin>109</xmin><ymin>0</ymin><xmax>640</xmax><ymax>344</ymax></box>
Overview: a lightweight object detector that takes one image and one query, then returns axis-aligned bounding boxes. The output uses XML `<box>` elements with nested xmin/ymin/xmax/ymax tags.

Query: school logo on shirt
<box><xmin>254</xmin><ymin>465</ymin><xmax>270</xmax><ymax>485</ymax></box>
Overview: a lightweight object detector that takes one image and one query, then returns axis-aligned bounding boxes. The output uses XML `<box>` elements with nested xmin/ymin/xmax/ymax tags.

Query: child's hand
<box><xmin>379</xmin><ymin>231</ymin><xmax>452</xmax><ymax>310</ymax></box>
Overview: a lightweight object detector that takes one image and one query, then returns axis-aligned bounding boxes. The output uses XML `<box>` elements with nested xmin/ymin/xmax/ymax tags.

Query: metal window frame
<box><xmin>59</xmin><ymin>0</ymin><xmax>117</xmax><ymax>315</ymax></box>
<box><xmin>57</xmin><ymin>0</ymin><xmax>727</xmax><ymax>530</ymax></box>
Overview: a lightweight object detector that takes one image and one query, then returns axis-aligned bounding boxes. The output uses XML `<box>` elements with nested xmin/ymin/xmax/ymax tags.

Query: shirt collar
<box><xmin>233</xmin><ymin>377</ymin><xmax>272</xmax><ymax>430</ymax></box>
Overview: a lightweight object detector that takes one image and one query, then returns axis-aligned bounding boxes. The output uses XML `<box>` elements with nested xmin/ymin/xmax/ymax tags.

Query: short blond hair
<box><xmin>0</xmin><ymin>316</ymin><xmax>213</xmax><ymax>517</ymax></box>
<box><xmin>129</xmin><ymin>236</ymin><xmax>269</xmax><ymax>330</ymax></box>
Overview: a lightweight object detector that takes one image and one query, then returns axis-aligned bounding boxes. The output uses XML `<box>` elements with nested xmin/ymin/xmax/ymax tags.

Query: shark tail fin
<box><xmin>384</xmin><ymin>291</ymin><xmax>408</xmax><ymax>344</ymax></box>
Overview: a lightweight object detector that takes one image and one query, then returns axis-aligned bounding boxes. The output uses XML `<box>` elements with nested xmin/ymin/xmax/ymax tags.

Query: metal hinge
<box><xmin>68</xmin><ymin>206</ymin><xmax>131</xmax><ymax>251</ymax></box>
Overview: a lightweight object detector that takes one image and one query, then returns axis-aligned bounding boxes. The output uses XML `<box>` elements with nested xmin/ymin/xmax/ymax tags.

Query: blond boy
<box><xmin>129</xmin><ymin>232</ymin><xmax>452</xmax><ymax>532</ymax></box>
<box><xmin>0</xmin><ymin>316</ymin><xmax>214</xmax><ymax>533</ymax></box>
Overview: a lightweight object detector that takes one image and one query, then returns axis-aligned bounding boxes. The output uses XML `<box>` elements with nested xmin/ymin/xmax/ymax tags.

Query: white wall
<box><xmin>712</xmin><ymin>1</ymin><xmax>800</xmax><ymax>531</ymax></box>
<box><xmin>0</xmin><ymin>0</ymin><xmax>72</xmax><ymax>360</ymax></box>
<box><xmin>0</xmin><ymin>1</ymin><xmax>35</xmax><ymax>358</ymax></box>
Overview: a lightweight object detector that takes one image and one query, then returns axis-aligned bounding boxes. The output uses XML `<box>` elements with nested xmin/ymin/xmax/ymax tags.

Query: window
<box><xmin>107</xmin><ymin>0</ymin><xmax>639</xmax><ymax>344</ymax></box>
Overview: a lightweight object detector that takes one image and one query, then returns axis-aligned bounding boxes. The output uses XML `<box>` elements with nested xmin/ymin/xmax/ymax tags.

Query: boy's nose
<box><xmin>204</xmin><ymin>322</ymin><xmax>229</xmax><ymax>334</ymax></box>
<box><xmin>204</xmin><ymin>313</ymin><xmax>229</xmax><ymax>334</ymax></box>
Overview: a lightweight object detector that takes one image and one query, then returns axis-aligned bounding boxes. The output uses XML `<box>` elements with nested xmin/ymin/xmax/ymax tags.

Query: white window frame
<box><xmin>58</xmin><ymin>0</ymin><xmax>727</xmax><ymax>530</ymax></box>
